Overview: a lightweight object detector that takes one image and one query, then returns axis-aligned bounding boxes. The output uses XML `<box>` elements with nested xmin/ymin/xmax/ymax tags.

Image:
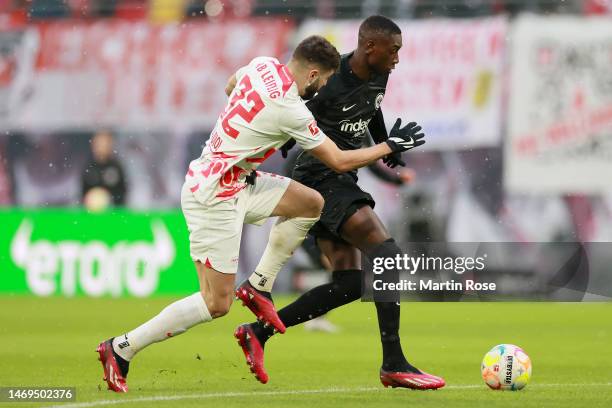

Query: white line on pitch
<box><xmin>42</xmin><ymin>387</ymin><xmax>380</xmax><ymax>408</ymax></box>
<box><xmin>43</xmin><ymin>382</ymin><xmax>612</xmax><ymax>408</ymax></box>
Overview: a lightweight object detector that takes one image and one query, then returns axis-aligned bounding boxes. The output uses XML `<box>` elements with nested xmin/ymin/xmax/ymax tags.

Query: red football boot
<box><xmin>234</xmin><ymin>324</ymin><xmax>269</xmax><ymax>384</ymax></box>
<box><xmin>235</xmin><ymin>281</ymin><xmax>286</xmax><ymax>334</ymax></box>
<box><xmin>380</xmin><ymin>368</ymin><xmax>445</xmax><ymax>390</ymax></box>
<box><xmin>96</xmin><ymin>339</ymin><xmax>129</xmax><ymax>393</ymax></box>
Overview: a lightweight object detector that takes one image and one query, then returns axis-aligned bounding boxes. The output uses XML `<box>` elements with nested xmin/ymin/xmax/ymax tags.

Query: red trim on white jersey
<box><xmin>215</xmin><ymin>184</ymin><xmax>247</xmax><ymax>199</ymax></box>
<box><xmin>272</xmin><ymin>60</ymin><xmax>294</xmax><ymax>96</ymax></box>
<box><xmin>211</xmin><ymin>151</ymin><xmax>238</xmax><ymax>159</ymax></box>
<box><xmin>245</xmin><ymin>148</ymin><xmax>277</xmax><ymax>163</ymax></box>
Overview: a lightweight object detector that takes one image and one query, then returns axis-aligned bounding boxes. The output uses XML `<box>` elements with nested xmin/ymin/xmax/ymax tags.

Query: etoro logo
<box><xmin>10</xmin><ymin>219</ymin><xmax>175</xmax><ymax>297</ymax></box>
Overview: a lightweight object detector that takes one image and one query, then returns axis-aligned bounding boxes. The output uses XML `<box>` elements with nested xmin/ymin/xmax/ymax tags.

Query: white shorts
<box><xmin>181</xmin><ymin>171</ymin><xmax>290</xmax><ymax>274</ymax></box>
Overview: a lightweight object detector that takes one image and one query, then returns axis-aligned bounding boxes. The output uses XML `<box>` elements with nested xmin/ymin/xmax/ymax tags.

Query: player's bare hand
<box><xmin>398</xmin><ymin>168</ymin><xmax>416</xmax><ymax>184</ymax></box>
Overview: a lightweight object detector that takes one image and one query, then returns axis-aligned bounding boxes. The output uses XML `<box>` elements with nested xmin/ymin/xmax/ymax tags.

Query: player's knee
<box><xmin>363</xmin><ymin>238</ymin><xmax>401</xmax><ymax>260</ymax></box>
<box><xmin>342</xmin><ymin>209</ymin><xmax>390</xmax><ymax>248</ymax></box>
<box><xmin>204</xmin><ymin>293</ymin><xmax>232</xmax><ymax>318</ymax></box>
<box><xmin>350</xmin><ymin>224</ymin><xmax>391</xmax><ymax>251</ymax></box>
<box><xmin>304</xmin><ymin>189</ymin><xmax>324</xmax><ymax>218</ymax></box>
<box><xmin>207</xmin><ymin>302</ymin><xmax>230</xmax><ymax>318</ymax></box>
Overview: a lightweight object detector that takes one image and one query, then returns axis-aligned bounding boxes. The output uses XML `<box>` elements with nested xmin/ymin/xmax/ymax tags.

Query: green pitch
<box><xmin>1</xmin><ymin>296</ymin><xmax>610</xmax><ymax>408</ymax></box>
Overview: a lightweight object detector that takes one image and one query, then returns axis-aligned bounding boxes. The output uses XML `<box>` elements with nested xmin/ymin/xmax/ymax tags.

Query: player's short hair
<box><xmin>358</xmin><ymin>15</ymin><xmax>401</xmax><ymax>42</ymax></box>
<box><xmin>293</xmin><ymin>35</ymin><xmax>340</xmax><ymax>73</ymax></box>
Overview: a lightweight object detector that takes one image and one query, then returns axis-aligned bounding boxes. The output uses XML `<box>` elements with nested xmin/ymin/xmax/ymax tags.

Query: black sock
<box><xmin>375</xmin><ymin>301</ymin><xmax>419</xmax><ymax>373</ymax></box>
<box><xmin>366</xmin><ymin>239</ymin><xmax>419</xmax><ymax>373</ymax></box>
<box><xmin>251</xmin><ymin>269</ymin><xmax>362</xmax><ymax>344</ymax></box>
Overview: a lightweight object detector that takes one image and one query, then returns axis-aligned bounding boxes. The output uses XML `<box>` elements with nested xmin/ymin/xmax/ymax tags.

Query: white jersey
<box><xmin>186</xmin><ymin>57</ymin><xmax>325</xmax><ymax>204</ymax></box>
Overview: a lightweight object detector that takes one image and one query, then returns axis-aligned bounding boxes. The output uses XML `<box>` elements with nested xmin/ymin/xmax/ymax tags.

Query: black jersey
<box><xmin>293</xmin><ymin>52</ymin><xmax>389</xmax><ymax>185</ymax></box>
<box><xmin>82</xmin><ymin>158</ymin><xmax>127</xmax><ymax>205</ymax></box>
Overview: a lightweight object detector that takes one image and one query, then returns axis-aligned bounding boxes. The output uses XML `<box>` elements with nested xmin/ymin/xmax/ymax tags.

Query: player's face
<box><xmin>91</xmin><ymin>131</ymin><xmax>114</xmax><ymax>162</ymax></box>
<box><xmin>301</xmin><ymin>68</ymin><xmax>333</xmax><ymax>100</ymax></box>
<box><xmin>368</xmin><ymin>33</ymin><xmax>402</xmax><ymax>74</ymax></box>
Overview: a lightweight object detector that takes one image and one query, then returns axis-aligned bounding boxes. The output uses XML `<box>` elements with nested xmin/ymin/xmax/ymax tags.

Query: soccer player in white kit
<box><xmin>96</xmin><ymin>36</ymin><xmax>423</xmax><ymax>392</ymax></box>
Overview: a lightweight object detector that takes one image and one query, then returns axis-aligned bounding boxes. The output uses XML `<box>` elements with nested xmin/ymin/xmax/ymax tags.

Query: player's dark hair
<box><xmin>293</xmin><ymin>35</ymin><xmax>340</xmax><ymax>72</ymax></box>
<box><xmin>358</xmin><ymin>15</ymin><xmax>401</xmax><ymax>41</ymax></box>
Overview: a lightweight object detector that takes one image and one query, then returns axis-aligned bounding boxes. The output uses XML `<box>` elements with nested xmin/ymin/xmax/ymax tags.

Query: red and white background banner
<box><xmin>0</xmin><ymin>19</ymin><xmax>293</xmax><ymax>130</ymax></box>
<box><xmin>295</xmin><ymin>17</ymin><xmax>507</xmax><ymax>149</ymax></box>
<box><xmin>505</xmin><ymin>15</ymin><xmax>612</xmax><ymax>194</ymax></box>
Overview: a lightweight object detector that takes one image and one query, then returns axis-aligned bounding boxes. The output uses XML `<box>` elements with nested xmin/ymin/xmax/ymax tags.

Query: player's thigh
<box><xmin>243</xmin><ymin>172</ymin><xmax>322</xmax><ymax>224</ymax></box>
<box><xmin>317</xmin><ymin>238</ymin><xmax>361</xmax><ymax>271</ymax></box>
<box><xmin>339</xmin><ymin>205</ymin><xmax>391</xmax><ymax>252</ymax></box>
<box><xmin>181</xmin><ymin>182</ymin><xmax>243</xmax><ymax>274</ymax></box>
<box><xmin>241</xmin><ymin>172</ymin><xmax>290</xmax><ymax>225</ymax></box>
<box><xmin>194</xmin><ymin>261</ymin><xmax>235</xmax><ymax>318</ymax></box>
<box><xmin>269</xmin><ymin>177</ymin><xmax>324</xmax><ymax>220</ymax></box>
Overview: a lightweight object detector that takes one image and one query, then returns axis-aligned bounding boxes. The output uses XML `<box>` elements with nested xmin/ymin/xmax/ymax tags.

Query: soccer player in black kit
<box><xmin>235</xmin><ymin>16</ymin><xmax>445</xmax><ymax>390</ymax></box>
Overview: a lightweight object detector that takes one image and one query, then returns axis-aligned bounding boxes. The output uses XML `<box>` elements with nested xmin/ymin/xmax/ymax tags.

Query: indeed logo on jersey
<box><xmin>340</xmin><ymin>117</ymin><xmax>371</xmax><ymax>136</ymax></box>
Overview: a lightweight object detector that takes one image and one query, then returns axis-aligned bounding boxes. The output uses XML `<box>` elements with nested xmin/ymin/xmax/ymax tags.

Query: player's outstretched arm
<box><xmin>309</xmin><ymin>137</ymin><xmax>392</xmax><ymax>173</ymax></box>
<box><xmin>309</xmin><ymin>119</ymin><xmax>425</xmax><ymax>173</ymax></box>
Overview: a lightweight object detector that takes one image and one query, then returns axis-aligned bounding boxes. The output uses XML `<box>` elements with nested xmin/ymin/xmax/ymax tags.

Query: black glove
<box><xmin>280</xmin><ymin>139</ymin><xmax>296</xmax><ymax>158</ymax></box>
<box><xmin>382</xmin><ymin>152</ymin><xmax>405</xmax><ymax>169</ymax></box>
<box><xmin>385</xmin><ymin>119</ymin><xmax>425</xmax><ymax>153</ymax></box>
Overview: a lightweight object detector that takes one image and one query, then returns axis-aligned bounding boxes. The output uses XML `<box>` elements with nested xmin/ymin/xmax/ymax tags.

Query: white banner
<box><xmin>0</xmin><ymin>19</ymin><xmax>293</xmax><ymax>130</ymax></box>
<box><xmin>295</xmin><ymin>17</ymin><xmax>507</xmax><ymax>149</ymax></box>
<box><xmin>505</xmin><ymin>15</ymin><xmax>612</xmax><ymax>194</ymax></box>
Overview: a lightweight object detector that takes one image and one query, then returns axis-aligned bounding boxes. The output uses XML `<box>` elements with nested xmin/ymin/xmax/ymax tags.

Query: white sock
<box><xmin>248</xmin><ymin>216</ymin><xmax>319</xmax><ymax>292</ymax></box>
<box><xmin>112</xmin><ymin>292</ymin><xmax>211</xmax><ymax>361</ymax></box>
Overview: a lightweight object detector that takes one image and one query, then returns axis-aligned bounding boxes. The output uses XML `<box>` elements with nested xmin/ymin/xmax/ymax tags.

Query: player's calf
<box><xmin>247</xmin><ymin>269</ymin><xmax>362</xmax><ymax>344</ymax></box>
<box><xmin>196</xmin><ymin>261</ymin><xmax>236</xmax><ymax>318</ymax></box>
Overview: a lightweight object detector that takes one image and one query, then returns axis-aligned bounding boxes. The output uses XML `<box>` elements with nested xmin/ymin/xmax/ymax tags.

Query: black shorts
<box><xmin>306</xmin><ymin>173</ymin><xmax>375</xmax><ymax>241</ymax></box>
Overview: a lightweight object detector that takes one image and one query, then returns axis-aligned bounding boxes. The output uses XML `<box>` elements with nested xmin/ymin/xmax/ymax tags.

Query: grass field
<box><xmin>1</xmin><ymin>296</ymin><xmax>611</xmax><ymax>408</ymax></box>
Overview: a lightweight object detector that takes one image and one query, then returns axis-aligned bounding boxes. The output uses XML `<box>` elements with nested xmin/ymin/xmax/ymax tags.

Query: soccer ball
<box><xmin>481</xmin><ymin>344</ymin><xmax>532</xmax><ymax>390</ymax></box>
